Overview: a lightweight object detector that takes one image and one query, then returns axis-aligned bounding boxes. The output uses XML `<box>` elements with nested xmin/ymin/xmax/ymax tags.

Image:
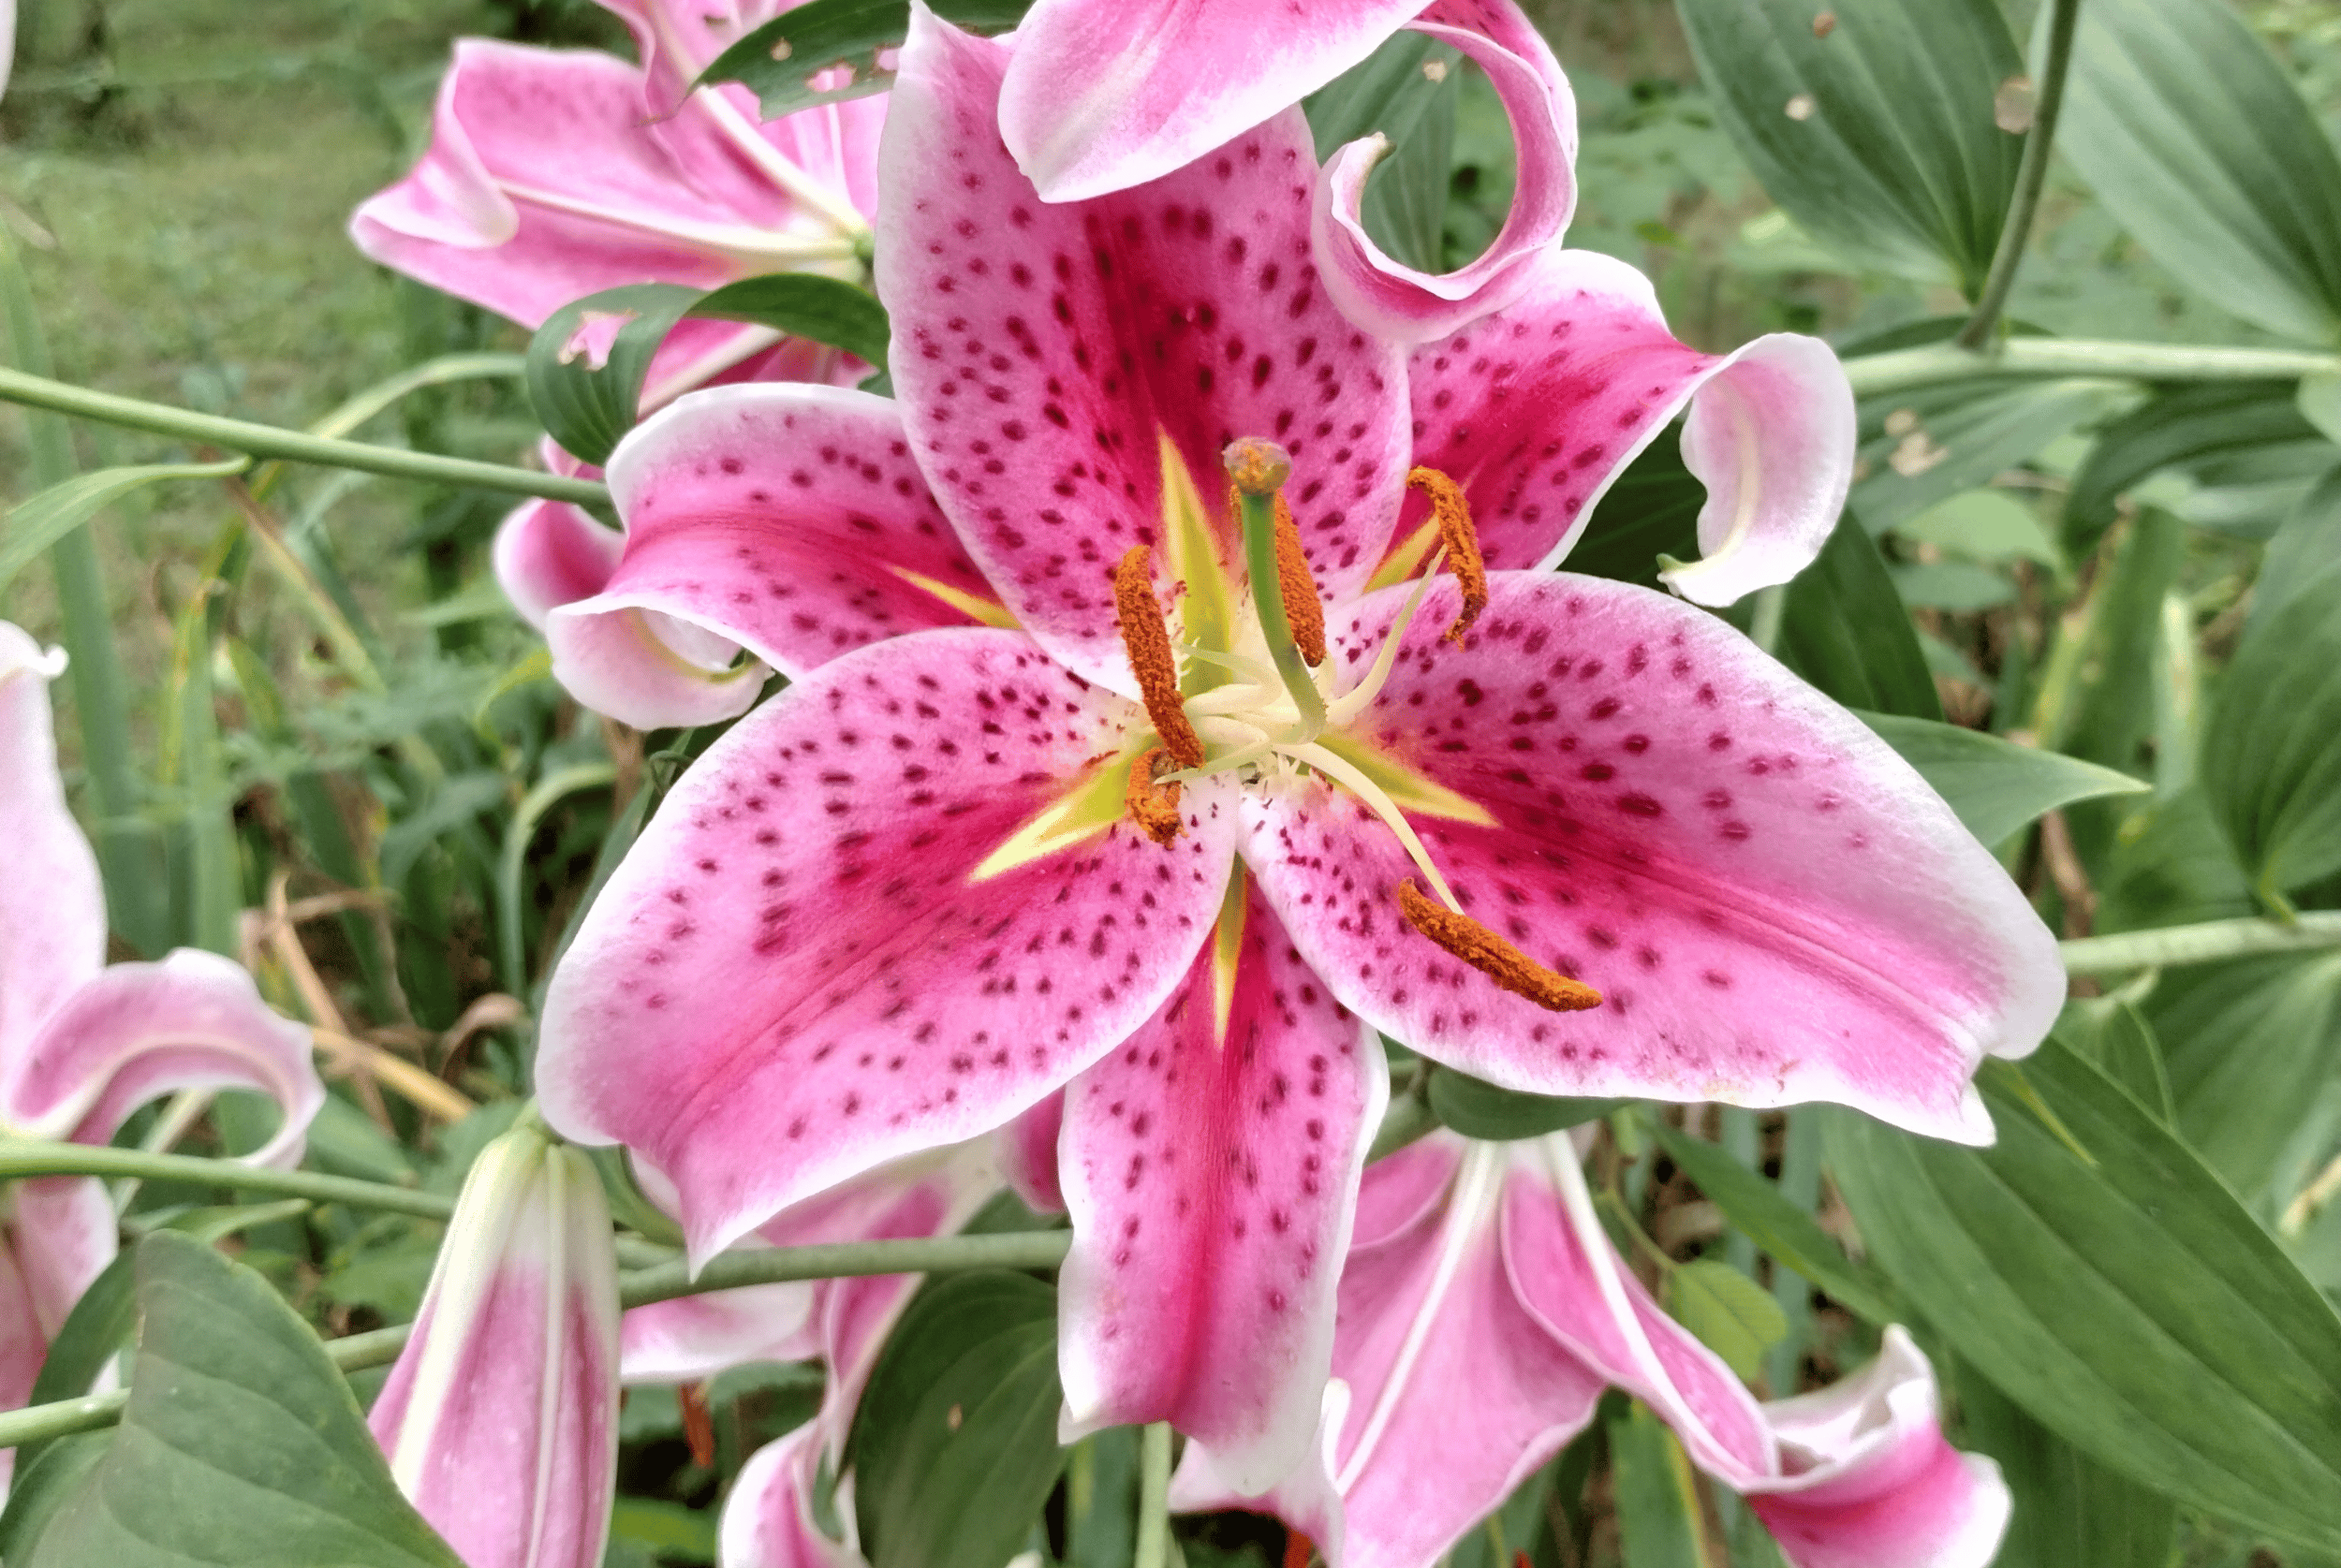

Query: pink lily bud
<box><xmin>369</xmin><ymin>1118</ymin><xmax>621</xmax><ymax>1568</ymax></box>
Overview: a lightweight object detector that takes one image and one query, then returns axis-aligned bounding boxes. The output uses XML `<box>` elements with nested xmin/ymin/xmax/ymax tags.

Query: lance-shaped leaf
<box><xmin>1856</xmin><ymin>713</ymin><xmax>2147</xmax><ymax>849</ymax></box>
<box><xmin>22</xmin><ymin>1232</ymin><xmax>464</xmax><ymax>1568</ymax></box>
<box><xmin>1824</xmin><ymin>1041</ymin><xmax>2341</xmax><ymax>1549</ymax></box>
<box><xmin>2201</xmin><ymin>560</ymin><xmax>2341</xmax><ymax>900</ymax></box>
<box><xmin>0</xmin><ymin>459</ymin><xmax>251</xmax><ymax>593</ymax></box>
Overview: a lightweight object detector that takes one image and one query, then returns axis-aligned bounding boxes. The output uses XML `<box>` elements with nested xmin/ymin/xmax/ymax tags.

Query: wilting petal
<box><xmin>0</xmin><ymin>624</ymin><xmax>103</xmax><ymax>1065</ymax></box>
<box><xmin>1058</xmin><ymin>878</ymin><xmax>1386</xmax><ymax>1492</ymax></box>
<box><xmin>1174</xmin><ymin>1133</ymin><xmax>1605</xmax><ymax>1568</ymax></box>
<box><xmin>1746</xmin><ymin>1329</ymin><xmax>2011</xmax><ymax>1568</ymax></box>
<box><xmin>999</xmin><ymin>1092</ymin><xmax>1067</xmax><ymax>1215</ymax></box>
<box><xmin>722</xmin><ymin>1424</ymin><xmax>865</xmax><ymax>1568</ymax></box>
<box><xmin>3</xmin><ymin>950</ymin><xmax>321</xmax><ymax>1168</ymax></box>
<box><xmin>372</xmin><ymin>1123</ymin><xmax>621</xmax><ymax>1568</ymax></box>
<box><xmin>1248</xmin><ymin>574</ymin><xmax>2061</xmax><ymax>1143</ymax></box>
<box><xmin>1499</xmin><ymin>1135</ymin><xmax>1774</xmax><ymax>1480</ymax></box>
<box><xmin>1396</xmin><ymin>249</ymin><xmax>1852</xmax><ymax>600</ymax></box>
<box><xmin>997</xmin><ymin>0</ymin><xmax>1430</xmax><ymax>202</ymax></box>
<box><xmin>878</xmin><ymin>11</ymin><xmax>1410</xmax><ymax>691</ymax></box>
<box><xmin>549</xmin><ymin>385</ymin><xmax>1006</xmax><ymax>728</ymax></box>
<box><xmin>1314</xmin><ymin>2</ymin><xmax>1575</xmax><ymax>344</ymax></box>
<box><xmin>537</xmin><ymin>627</ymin><xmax>1238</xmax><ymax>1262</ymax></box>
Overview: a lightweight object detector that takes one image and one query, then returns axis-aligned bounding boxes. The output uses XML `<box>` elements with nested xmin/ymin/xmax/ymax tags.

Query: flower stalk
<box><xmin>1956</xmin><ymin>0</ymin><xmax>2084</xmax><ymax>347</ymax></box>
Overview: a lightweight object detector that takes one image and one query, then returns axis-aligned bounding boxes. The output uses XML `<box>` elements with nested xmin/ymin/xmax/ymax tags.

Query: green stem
<box><xmin>1843</xmin><ymin>338</ymin><xmax>2341</xmax><ymax>398</ymax></box>
<box><xmin>2058</xmin><ymin>912</ymin><xmax>2341</xmax><ymax>974</ymax></box>
<box><xmin>0</xmin><ymin>364</ymin><xmax>606</xmax><ymax>506</ymax></box>
<box><xmin>497</xmin><ymin>763</ymin><xmax>619</xmax><ymax>995</ymax></box>
<box><xmin>0</xmin><ymin>1141</ymin><xmax>456</xmax><ymax>1220</ymax></box>
<box><xmin>0</xmin><ymin>1227</ymin><xmax>1074</xmax><ymax>1450</ymax></box>
<box><xmin>1134</xmin><ymin>1420</ymin><xmax>1174</xmax><ymax>1568</ymax></box>
<box><xmin>1956</xmin><ymin>0</ymin><xmax>2083</xmax><ymax>347</ymax></box>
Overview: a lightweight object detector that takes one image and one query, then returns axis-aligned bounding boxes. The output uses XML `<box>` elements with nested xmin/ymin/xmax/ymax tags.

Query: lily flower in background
<box><xmin>1170</xmin><ymin>1130</ymin><xmax>2010</xmax><ymax>1568</ymax></box>
<box><xmin>369</xmin><ymin>1114</ymin><xmax>622</xmax><ymax>1568</ymax></box>
<box><xmin>352</xmin><ymin>0</ymin><xmax>881</xmax><ymax>410</ymax></box>
<box><xmin>534</xmin><ymin>7</ymin><xmax>2057</xmax><ymax>1501</ymax></box>
<box><xmin>0</xmin><ymin>623</ymin><xmax>323</xmax><ymax>1481</ymax></box>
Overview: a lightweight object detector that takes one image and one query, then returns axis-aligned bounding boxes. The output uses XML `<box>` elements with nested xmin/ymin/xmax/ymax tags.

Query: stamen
<box><xmin>1396</xmin><ymin>880</ymin><xmax>1602</xmax><ymax>1013</ymax></box>
<box><xmin>1406</xmin><ymin>467</ymin><xmax>1489</xmax><ymax>645</ymax></box>
<box><xmin>1324</xmin><ymin>546</ymin><xmax>1448</xmax><ymax>729</ymax></box>
<box><xmin>1224</xmin><ymin>439</ymin><xmax>1328</xmax><ymax>740</ymax></box>
<box><xmin>1113</xmin><ymin>546</ymin><xmax>1204</xmax><ymax>769</ymax></box>
<box><xmin>1273</xmin><ymin>494</ymin><xmax>1327</xmax><ymax>666</ymax></box>
<box><xmin>1124</xmin><ymin>747</ymin><xmax>1185</xmax><ymax>845</ymax></box>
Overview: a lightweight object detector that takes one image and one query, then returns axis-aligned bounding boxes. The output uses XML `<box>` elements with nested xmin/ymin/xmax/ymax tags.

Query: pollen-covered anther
<box><xmin>1125</xmin><ymin>746</ymin><xmax>1185</xmax><ymax>845</ymax></box>
<box><xmin>1406</xmin><ymin>466</ymin><xmax>1489</xmax><ymax>646</ymax></box>
<box><xmin>1272</xmin><ymin>494</ymin><xmax>1327</xmax><ymax>666</ymax></box>
<box><xmin>1112</xmin><ymin>546</ymin><xmax>1204</xmax><ymax>769</ymax></box>
<box><xmin>1396</xmin><ymin>879</ymin><xmax>1602</xmax><ymax>1013</ymax></box>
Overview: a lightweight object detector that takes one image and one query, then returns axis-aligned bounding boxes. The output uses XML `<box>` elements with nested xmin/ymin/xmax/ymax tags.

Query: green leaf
<box><xmin>1822</xmin><ymin>1041</ymin><xmax>2341</xmax><ymax>1549</ymax></box>
<box><xmin>701</xmin><ymin>0</ymin><xmax>1028</xmax><ymax>119</ymax></box>
<box><xmin>1854</xmin><ymin>711</ymin><xmax>2147</xmax><ymax>847</ymax></box>
<box><xmin>1607</xmin><ymin>1402</ymin><xmax>1709</xmax><ymax>1568</ymax></box>
<box><xmin>1645</xmin><ymin>1122</ymin><xmax>1898</xmax><ymax>1326</ymax></box>
<box><xmin>2146</xmin><ymin>954</ymin><xmax>2341</xmax><ymax>1204</ymax></box>
<box><xmin>2201</xmin><ymin>559</ymin><xmax>2341</xmax><ymax>898</ymax></box>
<box><xmin>1673</xmin><ymin>0</ymin><xmax>2024</xmax><ymax>291</ymax></box>
<box><xmin>2063</xmin><ymin>382</ymin><xmax>2326</xmax><ymax>558</ymax></box>
<box><xmin>1427</xmin><ymin>1068</ymin><xmax>1621</xmax><ymax>1141</ymax></box>
<box><xmin>1893</xmin><ymin>488</ymin><xmax>2061</xmax><ymax>567</ymax></box>
<box><xmin>1886</xmin><ymin>561</ymin><xmax>2012</xmax><ymax>611</ymax></box>
<box><xmin>526</xmin><ymin>277</ymin><xmax>891</xmax><ymax>464</ymax></box>
<box><xmin>2041</xmin><ymin>510</ymin><xmax>2185</xmax><ymax>805</ymax></box>
<box><xmin>2054</xmin><ymin>0</ymin><xmax>2341</xmax><ymax>344</ymax></box>
<box><xmin>2053</xmin><ymin>999</ymin><xmax>2174</xmax><ymax>1125</ymax></box>
<box><xmin>1305</xmin><ymin>33</ymin><xmax>1462</xmax><ymax>274</ymax></box>
<box><xmin>1774</xmin><ymin>513</ymin><xmax>1941</xmax><ymax>721</ymax></box>
<box><xmin>17</xmin><ymin>1253</ymin><xmax>138</xmax><ymax>1477</ymax></box>
<box><xmin>25</xmin><ymin>1232</ymin><xmax>464</xmax><ymax>1568</ymax></box>
<box><xmin>0</xmin><ymin>1434</ymin><xmax>110</xmax><ymax>1565</ymax></box>
<box><xmin>1565</xmin><ymin>434</ymin><xmax>1703</xmax><ymax>590</ymax></box>
<box><xmin>1958</xmin><ymin>1370</ymin><xmax>2179</xmax><ymax>1568</ymax></box>
<box><xmin>610</xmin><ymin>1498</ymin><xmax>716</xmax><ymax>1564</ymax></box>
<box><xmin>1852</xmin><ymin>380</ymin><xmax>2124</xmax><ymax>534</ymax></box>
<box><xmin>849</xmin><ymin>1271</ymin><xmax>1067</xmax><ymax>1568</ymax></box>
<box><xmin>0</xmin><ymin>458</ymin><xmax>251</xmax><ymax>593</ymax></box>
<box><xmin>2254</xmin><ymin>465</ymin><xmax>2341</xmax><ymax>637</ymax></box>
<box><xmin>1666</xmin><ymin>1260</ymin><xmax>1787</xmax><ymax>1382</ymax></box>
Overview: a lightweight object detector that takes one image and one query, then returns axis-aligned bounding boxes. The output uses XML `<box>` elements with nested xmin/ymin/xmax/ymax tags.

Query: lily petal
<box><xmin>999</xmin><ymin>1092</ymin><xmax>1067</xmax><ymax>1215</ymax></box>
<box><xmin>494</xmin><ymin>499</ymin><xmax>622</xmax><ymax>633</ymax></box>
<box><xmin>1746</xmin><ymin>1328</ymin><xmax>2012</xmax><ymax>1568</ymax></box>
<box><xmin>537</xmin><ymin>627</ymin><xmax>1238</xmax><ymax>1262</ymax></box>
<box><xmin>371</xmin><ymin>1124</ymin><xmax>622</xmax><ymax>1568</ymax></box>
<box><xmin>620</xmin><ymin>1282</ymin><xmax>818</xmax><ymax>1386</ymax></box>
<box><xmin>1058</xmin><ymin>879</ymin><xmax>1386</xmax><ymax>1493</ymax></box>
<box><xmin>1247</xmin><ymin>574</ymin><xmax>2062</xmax><ymax>1143</ymax></box>
<box><xmin>0</xmin><ymin>624</ymin><xmax>103</xmax><ymax>1063</ymax></box>
<box><xmin>3</xmin><ymin>949</ymin><xmax>322</xmax><ymax>1168</ymax></box>
<box><xmin>878</xmin><ymin>10</ymin><xmax>1411</xmax><ymax>691</ymax></box>
<box><xmin>1314</xmin><ymin>2</ymin><xmax>1577</xmax><ymax>344</ymax></box>
<box><xmin>550</xmin><ymin>384</ymin><xmax>1005</xmax><ymax>729</ymax></box>
<box><xmin>997</xmin><ymin>0</ymin><xmax>1433</xmax><ymax>203</ymax></box>
<box><xmin>1397</xmin><ymin>249</ymin><xmax>1852</xmax><ymax>600</ymax></box>
<box><xmin>719</xmin><ymin>1423</ymin><xmax>864</xmax><ymax>1568</ymax></box>
<box><xmin>1173</xmin><ymin>1132</ymin><xmax>1605</xmax><ymax>1568</ymax></box>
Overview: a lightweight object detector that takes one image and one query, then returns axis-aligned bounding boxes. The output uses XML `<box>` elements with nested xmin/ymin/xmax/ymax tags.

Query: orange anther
<box><xmin>1406</xmin><ymin>466</ymin><xmax>1488</xmax><ymax>646</ymax></box>
<box><xmin>1396</xmin><ymin>879</ymin><xmax>1602</xmax><ymax>1012</ymax></box>
<box><xmin>1113</xmin><ymin>546</ymin><xmax>1204</xmax><ymax>769</ymax></box>
<box><xmin>1125</xmin><ymin>746</ymin><xmax>1185</xmax><ymax>845</ymax></box>
<box><xmin>1274</xmin><ymin>493</ymin><xmax>1328</xmax><ymax>667</ymax></box>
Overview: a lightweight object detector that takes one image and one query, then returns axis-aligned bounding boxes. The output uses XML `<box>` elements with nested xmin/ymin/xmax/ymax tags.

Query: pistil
<box><xmin>1224</xmin><ymin>439</ymin><xmax>1328</xmax><ymax>741</ymax></box>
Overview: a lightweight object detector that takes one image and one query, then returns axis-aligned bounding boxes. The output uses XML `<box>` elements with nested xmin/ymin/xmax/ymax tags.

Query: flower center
<box><xmin>1107</xmin><ymin>438</ymin><xmax>1600</xmax><ymax>1016</ymax></box>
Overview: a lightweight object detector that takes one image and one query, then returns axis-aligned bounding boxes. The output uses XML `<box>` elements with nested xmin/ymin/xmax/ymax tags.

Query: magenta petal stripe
<box><xmin>1057</xmin><ymin>880</ymin><xmax>1386</xmax><ymax>1494</ymax></box>
<box><xmin>1244</xmin><ymin>574</ymin><xmax>2062</xmax><ymax>1144</ymax></box>
<box><xmin>878</xmin><ymin>9</ymin><xmax>1411</xmax><ymax>691</ymax></box>
<box><xmin>536</xmin><ymin>627</ymin><xmax>1239</xmax><ymax>1262</ymax></box>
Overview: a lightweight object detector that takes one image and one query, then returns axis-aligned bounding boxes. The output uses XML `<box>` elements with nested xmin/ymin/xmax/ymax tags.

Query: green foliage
<box><xmin>1427</xmin><ymin>1067</ymin><xmax>1622</xmax><ymax>1140</ymax></box>
<box><xmin>1858</xmin><ymin>711</ymin><xmax>2147</xmax><ymax>847</ymax></box>
<box><xmin>702</xmin><ymin>0</ymin><xmax>1033</xmax><ymax>118</ymax></box>
<box><xmin>2202</xmin><ymin>560</ymin><xmax>2341</xmax><ymax>900</ymax></box>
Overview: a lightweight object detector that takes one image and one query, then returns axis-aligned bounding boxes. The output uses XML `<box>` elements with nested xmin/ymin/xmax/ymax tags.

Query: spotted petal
<box><xmin>1058</xmin><ymin>878</ymin><xmax>1385</xmax><ymax>1493</ymax></box>
<box><xmin>1745</xmin><ymin>1329</ymin><xmax>2012</xmax><ymax>1568</ymax></box>
<box><xmin>0</xmin><ymin>624</ymin><xmax>102</xmax><ymax>1066</ymax></box>
<box><xmin>1314</xmin><ymin>3</ymin><xmax>1577</xmax><ymax>344</ymax></box>
<box><xmin>1397</xmin><ymin>249</ymin><xmax>1852</xmax><ymax>603</ymax></box>
<box><xmin>3</xmin><ymin>950</ymin><xmax>321</xmax><ymax>1168</ymax></box>
<box><xmin>548</xmin><ymin>385</ymin><xmax>1004</xmax><ymax>727</ymax></box>
<box><xmin>996</xmin><ymin>0</ymin><xmax>1433</xmax><ymax>202</ymax></box>
<box><xmin>1246</xmin><ymin>574</ymin><xmax>2061</xmax><ymax>1144</ymax></box>
<box><xmin>1171</xmin><ymin>1134</ymin><xmax>1605</xmax><ymax>1568</ymax></box>
<box><xmin>878</xmin><ymin>10</ymin><xmax>1411</xmax><ymax>692</ymax></box>
<box><xmin>537</xmin><ymin>627</ymin><xmax>1238</xmax><ymax>1262</ymax></box>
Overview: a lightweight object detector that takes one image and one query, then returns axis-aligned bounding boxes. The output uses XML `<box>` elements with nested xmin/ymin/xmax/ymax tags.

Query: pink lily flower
<box><xmin>350</xmin><ymin>0</ymin><xmax>883</xmax><ymax>412</ymax></box>
<box><xmin>1003</xmin><ymin>0</ymin><xmax>1572</xmax><ymax>342</ymax></box>
<box><xmin>0</xmin><ymin>623</ymin><xmax>323</xmax><ymax>1481</ymax></box>
<box><xmin>369</xmin><ymin>1117</ymin><xmax>622</xmax><ymax>1568</ymax></box>
<box><xmin>1170</xmin><ymin>1129</ymin><xmax>2010</xmax><ymax>1568</ymax></box>
<box><xmin>534</xmin><ymin>8</ymin><xmax>2058</xmax><ymax>1498</ymax></box>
